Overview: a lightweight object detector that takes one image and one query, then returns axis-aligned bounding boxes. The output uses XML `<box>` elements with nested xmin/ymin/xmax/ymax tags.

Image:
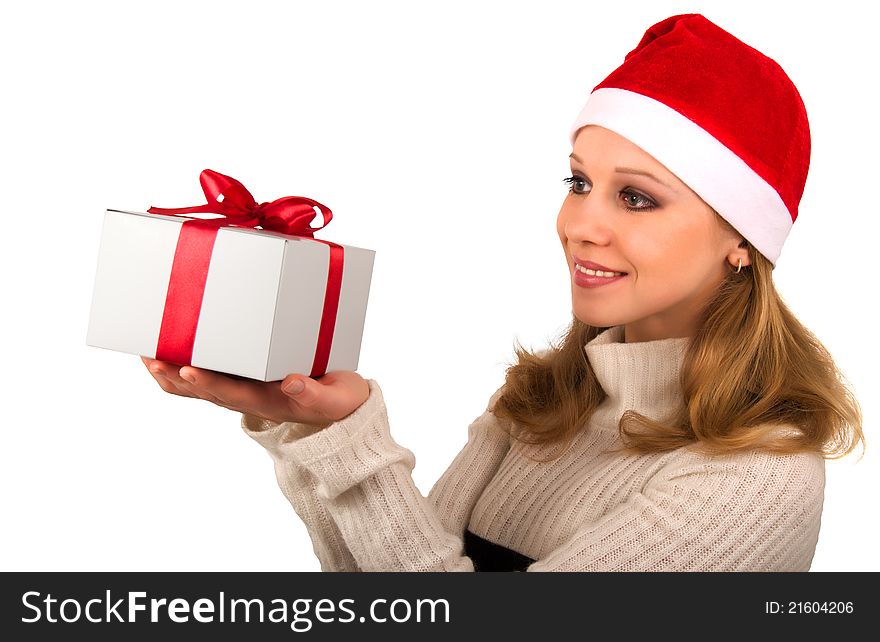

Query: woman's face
<box><xmin>557</xmin><ymin>125</ymin><xmax>748</xmax><ymax>343</ymax></box>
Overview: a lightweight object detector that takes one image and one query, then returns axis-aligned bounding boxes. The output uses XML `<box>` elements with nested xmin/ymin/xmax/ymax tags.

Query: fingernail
<box><xmin>283</xmin><ymin>379</ymin><xmax>305</xmax><ymax>395</ymax></box>
<box><xmin>150</xmin><ymin>366</ymin><xmax>165</xmax><ymax>377</ymax></box>
<box><xmin>179</xmin><ymin>369</ymin><xmax>195</xmax><ymax>383</ymax></box>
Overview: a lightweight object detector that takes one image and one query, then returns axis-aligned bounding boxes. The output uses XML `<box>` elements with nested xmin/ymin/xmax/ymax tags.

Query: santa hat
<box><xmin>569</xmin><ymin>14</ymin><xmax>810</xmax><ymax>267</ymax></box>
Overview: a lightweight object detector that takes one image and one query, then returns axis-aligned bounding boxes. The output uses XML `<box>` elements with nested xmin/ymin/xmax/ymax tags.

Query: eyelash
<box><xmin>562</xmin><ymin>175</ymin><xmax>658</xmax><ymax>212</ymax></box>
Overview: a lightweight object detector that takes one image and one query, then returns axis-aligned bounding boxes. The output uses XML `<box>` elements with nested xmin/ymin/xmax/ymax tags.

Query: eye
<box><xmin>620</xmin><ymin>189</ymin><xmax>657</xmax><ymax>212</ymax></box>
<box><xmin>562</xmin><ymin>175</ymin><xmax>590</xmax><ymax>195</ymax></box>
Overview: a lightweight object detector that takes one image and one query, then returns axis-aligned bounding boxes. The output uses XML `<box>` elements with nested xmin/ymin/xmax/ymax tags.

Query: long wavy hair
<box><xmin>491</xmin><ymin>215</ymin><xmax>865</xmax><ymax>463</ymax></box>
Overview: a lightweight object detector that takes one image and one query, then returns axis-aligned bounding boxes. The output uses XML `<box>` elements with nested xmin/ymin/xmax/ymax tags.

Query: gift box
<box><xmin>86</xmin><ymin>170</ymin><xmax>375</xmax><ymax>382</ymax></box>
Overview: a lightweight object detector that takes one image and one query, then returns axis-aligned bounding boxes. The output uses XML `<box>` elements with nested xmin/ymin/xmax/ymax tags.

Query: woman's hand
<box><xmin>140</xmin><ymin>357</ymin><xmax>371</xmax><ymax>428</ymax></box>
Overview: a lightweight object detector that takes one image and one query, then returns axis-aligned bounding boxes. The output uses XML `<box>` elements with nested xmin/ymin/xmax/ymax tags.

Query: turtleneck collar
<box><xmin>583</xmin><ymin>325</ymin><xmax>690</xmax><ymax>424</ymax></box>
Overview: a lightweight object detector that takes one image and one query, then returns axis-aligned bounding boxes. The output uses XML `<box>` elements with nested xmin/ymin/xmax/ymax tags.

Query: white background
<box><xmin>1</xmin><ymin>0</ymin><xmax>876</xmax><ymax>572</ymax></box>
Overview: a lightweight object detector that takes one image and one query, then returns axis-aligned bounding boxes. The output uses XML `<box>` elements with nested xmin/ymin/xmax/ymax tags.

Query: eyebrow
<box><xmin>569</xmin><ymin>152</ymin><xmax>675</xmax><ymax>191</ymax></box>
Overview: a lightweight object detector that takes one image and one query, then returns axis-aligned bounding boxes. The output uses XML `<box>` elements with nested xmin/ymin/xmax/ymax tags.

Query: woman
<box><xmin>142</xmin><ymin>13</ymin><xmax>863</xmax><ymax>571</ymax></box>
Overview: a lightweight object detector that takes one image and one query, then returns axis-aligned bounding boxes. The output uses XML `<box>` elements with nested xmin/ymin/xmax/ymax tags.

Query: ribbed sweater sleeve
<box><xmin>240</xmin><ymin>379</ymin><xmax>510</xmax><ymax>572</ymax></box>
<box><xmin>240</xmin><ymin>415</ymin><xmax>360</xmax><ymax>571</ymax></box>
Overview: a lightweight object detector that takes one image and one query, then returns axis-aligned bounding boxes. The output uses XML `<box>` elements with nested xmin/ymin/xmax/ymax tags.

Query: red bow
<box><xmin>148</xmin><ymin>169</ymin><xmax>333</xmax><ymax>236</ymax></box>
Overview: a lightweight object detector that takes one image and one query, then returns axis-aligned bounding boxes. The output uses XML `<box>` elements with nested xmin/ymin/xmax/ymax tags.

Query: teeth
<box><xmin>575</xmin><ymin>264</ymin><xmax>624</xmax><ymax>277</ymax></box>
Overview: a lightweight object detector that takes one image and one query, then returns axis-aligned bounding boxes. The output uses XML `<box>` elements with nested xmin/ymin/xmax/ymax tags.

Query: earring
<box><xmin>735</xmin><ymin>258</ymin><xmax>742</xmax><ymax>274</ymax></box>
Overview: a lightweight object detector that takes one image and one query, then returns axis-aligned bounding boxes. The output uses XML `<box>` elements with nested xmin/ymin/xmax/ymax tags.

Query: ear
<box><xmin>728</xmin><ymin>238</ymin><xmax>751</xmax><ymax>269</ymax></box>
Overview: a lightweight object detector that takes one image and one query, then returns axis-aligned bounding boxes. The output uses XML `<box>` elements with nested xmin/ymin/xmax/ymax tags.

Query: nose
<box><xmin>559</xmin><ymin>188</ymin><xmax>615</xmax><ymax>247</ymax></box>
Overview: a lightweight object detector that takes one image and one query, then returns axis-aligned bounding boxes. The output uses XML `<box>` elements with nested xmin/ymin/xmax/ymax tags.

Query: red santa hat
<box><xmin>569</xmin><ymin>13</ymin><xmax>810</xmax><ymax>267</ymax></box>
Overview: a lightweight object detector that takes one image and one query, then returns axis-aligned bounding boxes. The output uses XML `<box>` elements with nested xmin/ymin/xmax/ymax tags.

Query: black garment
<box><xmin>464</xmin><ymin>529</ymin><xmax>536</xmax><ymax>572</ymax></box>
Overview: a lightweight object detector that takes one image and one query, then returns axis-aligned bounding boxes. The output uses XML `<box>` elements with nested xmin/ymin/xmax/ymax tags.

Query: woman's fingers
<box><xmin>280</xmin><ymin>371</ymin><xmax>370</xmax><ymax>423</ymax></box>
<box><xmin>175</xmin><ymin>365</ymin><xmax>268</xmax><ymax>412</ymax></box>
<box><xmin>280</xmin><ymin>375</ymin><xmax>317</xmax><ymax>406</ymax></box>
<box><xmin>277</xmin><ymin>375</ymin><xmax>337</xmax><ymax>426</ymax></box>
<box><xmin>140</xmin><ymin>356</ymin><xmax>368</xmax><ymax>426</ymax></box>
<box><xmin>142</xmin><ymin>357</ymin><xmax>276</xmax><ymax>416</ymax></box>
<box><xmin>141</xmin><ymin>356</ymin><xmax>198</xmax><ymax>398</ymax></box>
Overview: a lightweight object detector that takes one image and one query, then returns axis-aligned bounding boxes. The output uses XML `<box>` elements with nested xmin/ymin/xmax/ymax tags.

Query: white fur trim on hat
<box><xmin>569</xmin><ymin>87</ymin><xmax>792</xmax><ymax>266</ymax></box>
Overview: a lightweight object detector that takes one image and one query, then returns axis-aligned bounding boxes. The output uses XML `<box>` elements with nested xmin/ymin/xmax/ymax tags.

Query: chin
<box><xmin>572</xmin><ymin>305</ymin><xmax>628</xmax><ymax>329</ymax></box>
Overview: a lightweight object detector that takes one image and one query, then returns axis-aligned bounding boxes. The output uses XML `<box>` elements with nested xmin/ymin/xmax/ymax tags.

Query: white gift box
<box><xmin>86</xmin><ymin>209</ymin><xmax>375</xmax><ymax>381</ymax></box>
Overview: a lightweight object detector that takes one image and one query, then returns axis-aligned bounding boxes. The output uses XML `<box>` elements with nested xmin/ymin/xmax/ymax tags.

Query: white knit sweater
<box><xmin>241</xmin><ymin>325</ymin><xmax>825</xmax><ymax>571</ymax></box>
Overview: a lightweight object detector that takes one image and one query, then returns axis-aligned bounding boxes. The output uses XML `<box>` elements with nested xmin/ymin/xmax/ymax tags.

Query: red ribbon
<box><xmin>147</xmin><ymin>169</ymin><xmax>344</xmax><ymax>379</ymax></box>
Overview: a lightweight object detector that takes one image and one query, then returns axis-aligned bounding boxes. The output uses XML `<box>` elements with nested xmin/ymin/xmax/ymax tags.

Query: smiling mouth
<box><xmin>574</xmin><ymin>264</ymin><xmax>627</xmax><ymax>277</ymax></box>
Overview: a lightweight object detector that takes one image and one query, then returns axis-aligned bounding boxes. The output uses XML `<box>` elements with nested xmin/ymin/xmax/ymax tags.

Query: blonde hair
<box><xmin>492</xmin><ymin>218</ymin><xmax>865</xmax><ymax>463</ymax></box>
